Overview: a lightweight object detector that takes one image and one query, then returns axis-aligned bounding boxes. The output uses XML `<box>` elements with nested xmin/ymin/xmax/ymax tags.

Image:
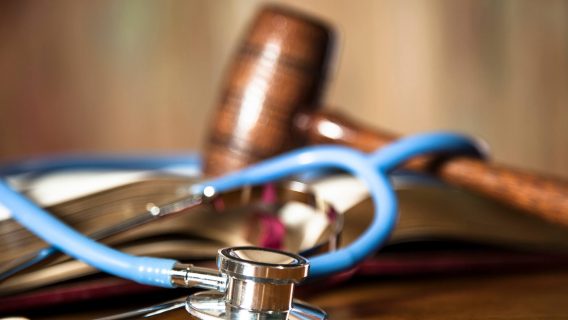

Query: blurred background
<box><xmin>0</xmin><ymin>0</ymin><xmax>567</xmax><ymax>177</ymax></box>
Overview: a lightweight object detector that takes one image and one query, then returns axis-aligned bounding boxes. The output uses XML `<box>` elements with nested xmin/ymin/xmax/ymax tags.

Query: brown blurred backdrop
<box><xmin>0</xmin><ymin>0</ymin><xmax>567</xmax><ymax>177</ymax></box>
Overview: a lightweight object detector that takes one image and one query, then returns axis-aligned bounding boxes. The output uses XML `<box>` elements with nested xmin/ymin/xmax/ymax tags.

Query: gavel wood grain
<box><xmin>204</xmin><ymin>6</ymin><xmax>333</xmax><ymax>177</ymax></box>
<box><xmin>204</xmin><ymin>6</ymin><xmax>568</xmax><ymax>226</ymax></box>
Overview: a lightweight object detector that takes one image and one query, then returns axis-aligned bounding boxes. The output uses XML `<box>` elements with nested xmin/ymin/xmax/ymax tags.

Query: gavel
<box><xmin>203</xmin><ymin>6</ymin><xmax>568</xmax><ymax>226</ymax></box>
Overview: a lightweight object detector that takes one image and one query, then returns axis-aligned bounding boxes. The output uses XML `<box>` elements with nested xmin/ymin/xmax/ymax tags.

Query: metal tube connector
<box><xmin>171</xmin><ymin>263</ymin><xmax>227</xmax><ymax>292</ymax></box>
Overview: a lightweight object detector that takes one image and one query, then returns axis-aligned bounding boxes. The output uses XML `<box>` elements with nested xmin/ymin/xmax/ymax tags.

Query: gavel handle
<box><xmin>295</xmin><ymin>109</ymin><xmax>568</xmax><ymax>226</ymax></box>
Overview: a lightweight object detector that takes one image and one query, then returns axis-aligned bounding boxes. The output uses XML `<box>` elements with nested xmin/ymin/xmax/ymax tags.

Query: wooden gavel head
<box><xmin>203</xmin><ymin>6</ymin><xmax>334</xmax><ymax>176</ymax></box>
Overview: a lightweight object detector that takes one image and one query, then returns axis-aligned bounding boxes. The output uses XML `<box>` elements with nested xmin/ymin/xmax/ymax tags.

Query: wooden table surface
<box><xmin>309</xmin><ymin>269</ymin><xmax>568</xmax><ymax>319</ymax></box>
<box><xmin>17</xmin><ymin>268</ymin><xmax>568</xmax><ymax>319</ymax></box>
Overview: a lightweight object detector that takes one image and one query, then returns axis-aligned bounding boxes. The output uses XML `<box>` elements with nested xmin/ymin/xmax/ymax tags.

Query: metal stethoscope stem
<box><xmin>100</xmin><ymin>246</ymin><xmax>325</xmax><ymax>320</ymax></box>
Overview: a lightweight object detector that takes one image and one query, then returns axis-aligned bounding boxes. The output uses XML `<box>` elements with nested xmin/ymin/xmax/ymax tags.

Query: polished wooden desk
<box><xmin>309</xmin><ymin>269</ymin><xmax>568</xmax><ymax>319</ymax></box>
<box><xmin>24</xmin><ymin>268</ymin><xmax>568</xmax><ymax>319</ymax></box>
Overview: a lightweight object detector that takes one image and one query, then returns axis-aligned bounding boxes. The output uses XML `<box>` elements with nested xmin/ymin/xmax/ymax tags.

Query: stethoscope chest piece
<box><xmin>186</xmin><ymin>247</ymin><xmax>326</xmax><ymax>319</ymax></box>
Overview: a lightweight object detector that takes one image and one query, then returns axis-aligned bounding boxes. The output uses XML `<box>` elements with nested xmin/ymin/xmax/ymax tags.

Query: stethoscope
<box><xmin>0</xmin><ymin>132</ymin><xmax>482</xmax><ymax>319</ymax></box>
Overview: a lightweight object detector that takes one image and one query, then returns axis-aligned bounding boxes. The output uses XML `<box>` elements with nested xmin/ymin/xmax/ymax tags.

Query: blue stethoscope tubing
<box><xmin>0</xmin><ymin>132</ymin><xmax>481</xmax><ymax>287</ymax></box>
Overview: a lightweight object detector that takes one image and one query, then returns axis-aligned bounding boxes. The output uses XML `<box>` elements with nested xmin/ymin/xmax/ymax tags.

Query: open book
<box><xmin>1</xmin><ymin>171</ymin><xmax>568</xmax><ymax>297</ymax></box>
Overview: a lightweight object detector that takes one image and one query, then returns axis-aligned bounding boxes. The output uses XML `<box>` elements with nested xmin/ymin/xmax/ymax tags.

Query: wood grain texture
<box><xmin>203</xmin><ymin>5</ymin><xmax>333</xmax><ymax>176</ymax></box>
<box><xmin>297</xmin><ymin>109</ymin><xmax>568</xmax><ymax>225</ymax></box>
<box><xmin>435</xmin><ymin>158</ymin><xmax>568</xmax><ymax>226</ymax></box>
<box><xmin>308</xmin><ymin>270</ymin><xmax>568</xmax><ymax>319</ymax></box>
